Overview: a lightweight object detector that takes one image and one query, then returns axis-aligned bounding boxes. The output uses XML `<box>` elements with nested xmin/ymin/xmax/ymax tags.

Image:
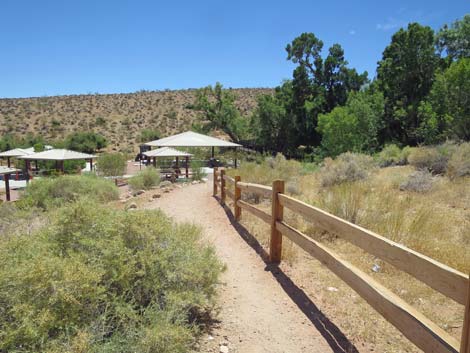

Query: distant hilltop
<box><xmin>0</xmin><ymin>87</ymin><xmax>272</xmax><ymax>152</ymax></box>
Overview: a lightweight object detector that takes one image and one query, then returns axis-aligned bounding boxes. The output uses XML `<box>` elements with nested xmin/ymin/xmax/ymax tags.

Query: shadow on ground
<box><xmin>217</xmin><ymin>198</ymin><xmax>360</xmax><ymax>353</ymax></box>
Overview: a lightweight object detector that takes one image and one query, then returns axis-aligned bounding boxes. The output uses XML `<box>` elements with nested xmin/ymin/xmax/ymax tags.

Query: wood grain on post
<box><xmin>234</xmin><ymin>175</ymin><xmax>241</xmax><ymax>221</ymax></box>
<box><xmin>270</xmin><ymin>180</ymin><xmax>284</xmax><ymax>263</ymax></box>
<box><xmin>461</xmin><ymin>276</ymin><xmax>470</xmax><ymax>353</ymax></box>
<box><xmin>4</xmin><ymin>173</ymin><xmax>10</xmax><ymax>202</ymax></box>
<box><xmin>220</xmin><ymin>169</ymin><xmax>226</xmax><ymax>205</ymax></box>
<box><xmin>213</xmin><ymin>167</ymin><xmax>218</xmax><ymax>196</ymax></box>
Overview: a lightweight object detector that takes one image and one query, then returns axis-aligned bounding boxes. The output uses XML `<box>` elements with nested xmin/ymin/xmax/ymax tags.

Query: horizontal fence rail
<box><xmin>212</xmin><ymin>168</ymin><xmax>470</xmax><ymax>353</ymax></box>
<box><xmin>278</xmin><ymin>193</ymin><xmax>468</xmax><ymax>305</ymax></box>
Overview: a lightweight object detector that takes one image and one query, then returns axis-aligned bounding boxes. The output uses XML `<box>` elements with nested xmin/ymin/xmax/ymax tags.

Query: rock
<box><xmin>372</xmin><ymin>264</ymin><xmax>381</xmax><ymax>273</ymax></box>
<box><xmin>163</xmin><ymin>188</ymin><xmax>170</xmax><ymax>193</ymax></box>
<box><xmin>191</xmin><ymin>180</ymin><xmax>199</xmax><ymax>185</ymax></box>
<box><xmin>136</xmin><ymin>190</ymin><xmax>145</xmax><ymax>195</ymax></box>
<box><xmin>219</xmin><ymin>346</ymin><xmax>229</xmax><ymax>353</ymax></box>
<box><xmin>327</xmin><ymin>286</ymin><xmax>338</xmax><ymax>292</ymax></box>
<box><xmin>126</xmin><ymin>202</ymin><xmax>137</xmax><ymax>210</ymax></box>
<box><xmin>207</xmin><ymin>335</ymin><xmax>214</xmax><ymax>341</ymax></box>
<box><xmin>159</xmin><ymin>181</ymin><xmax>172</xmax><ymax>188</ymax></box>
<box><xmin>152</xmin><ymin>193</ymin><xmax>161</xmax><ymax>199</ymax></box>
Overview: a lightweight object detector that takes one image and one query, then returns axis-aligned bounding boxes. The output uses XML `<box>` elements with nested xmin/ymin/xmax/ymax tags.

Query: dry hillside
<box><xmin>0</xmin><ymin>88</ymin><xmax>271</xmax><ymax>151</ymax></box>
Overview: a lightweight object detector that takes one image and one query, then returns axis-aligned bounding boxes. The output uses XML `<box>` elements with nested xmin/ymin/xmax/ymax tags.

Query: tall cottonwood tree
<box><xmin>377</xmin><ymin>23</ymin><xmax>439</xmax><ymax>146</ymax></box>
<box><xmin>285</xmin><ymin>32</ymin><xmax>368</xmax><ymax>149</ymax></box>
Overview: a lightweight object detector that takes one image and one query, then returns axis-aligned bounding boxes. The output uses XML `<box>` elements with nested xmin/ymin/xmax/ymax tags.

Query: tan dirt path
<box><xmin>143</xmin><ymin>180</ymin><xmax>339</xmax><ymax>353</ymax></box>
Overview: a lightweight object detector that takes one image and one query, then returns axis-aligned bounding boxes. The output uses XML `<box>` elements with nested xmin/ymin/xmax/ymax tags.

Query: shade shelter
<box><xmin>19</xmin><ymin>149</ymin><xmax>96</xmax><ymax>178</ymax></box>
<box><xmin>143</xmin><ymin>147</ymin><xmax>193</xmax><ymax>178</ymax></box>
<box><xmin>0</xmin><ymin>167</ymin><xmax>20</xmax><ymax>201</ymax></box>
<box><xmin>144</xmin><ymin>131</ymin><xmax>241</xmax><ymax>167</ymax></box>
<box><xmin>0</xmin><ymin>148</ymin><xmax>35</xmax><ymax>167</ymax></box>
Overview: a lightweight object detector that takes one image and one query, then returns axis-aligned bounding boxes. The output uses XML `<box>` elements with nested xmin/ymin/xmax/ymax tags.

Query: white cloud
<box><xmin>349</xmin><ymin>29</ymin><xmax>356</xmax><ymax>35</ymax></box>
<box><xmin>376</xmin><ymin>9</ymin><xmax>444</xmax><ymax>32</ymax></box>
<box><xmin>376</xmin><ymin>18</ymin><xmax>403</xmax><ymax>31</ymax></box>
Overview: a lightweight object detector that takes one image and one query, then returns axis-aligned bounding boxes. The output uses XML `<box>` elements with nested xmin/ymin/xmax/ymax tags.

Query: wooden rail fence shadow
<box><xmin>213</xmin><ymin>168</ymin><xmax>470</xmax><ymax>353</ymax></box>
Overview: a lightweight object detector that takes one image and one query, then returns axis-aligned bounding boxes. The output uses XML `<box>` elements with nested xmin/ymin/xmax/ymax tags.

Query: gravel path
<box><xmin>144</xmin><ymin>180</ymin><xmax>335</xmax><ymax>353</ymax></box>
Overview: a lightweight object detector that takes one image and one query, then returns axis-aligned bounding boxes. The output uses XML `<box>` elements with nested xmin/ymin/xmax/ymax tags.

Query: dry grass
<box><xmin>0</xmin><ymin>88</ymin><xmax>271</xmax><ymax>152</ymax></box>
<box><xmin>229</xmin><ymin>159</ymin><xmax>469</xmax><ymax>352</ymax></box>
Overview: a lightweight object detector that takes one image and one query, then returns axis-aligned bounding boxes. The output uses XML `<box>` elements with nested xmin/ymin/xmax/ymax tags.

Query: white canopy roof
<box><xmin>0</xmin><ymin>145</ymin><xmax>53</xmax><ymax>158</ymax></box>
<box><xmin>143</xmin><ymin>147</ymin><xmax>192</xmax><ymax>158</ymax></box>
<box><xmin>19</xmin><ymin>149</ymin><xmax>96</xmax><ymax>161</ymax></box>
<box><xmin>0</xmin><ymin>166</ymin><xmax>20</xmax><ymax>175</ymax></box>
<box><xmin>0</xmin><ymin>147</ymin><xmax>35</xmax><ymax>157</ymax></box>
<box><xmin>145</xmin><ymin>131</ymin><xmax>241</xmax><ymax>148</ymax></box>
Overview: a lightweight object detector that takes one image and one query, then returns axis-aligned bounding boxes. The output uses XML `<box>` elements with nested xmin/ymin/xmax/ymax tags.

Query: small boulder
<box><xmin>159</xmin><ymin>181</ymin><xmax>172</xmax><ymax>188</ymax></box>
<box><xmin>126</xmin><ymin>202</ymin><xmax>137</xmax><ymax>210</ymax></box>
<box><xmin>152</xmin><ymin>193</ymin><xmax>161</xmax><ymax>199</ymax></box>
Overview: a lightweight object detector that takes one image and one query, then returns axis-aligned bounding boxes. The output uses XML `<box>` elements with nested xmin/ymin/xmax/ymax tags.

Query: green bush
<box><xmin>377</xmin><ymin>144</ymin><xmax>410</xmax><ymax>167</ymax></box>
<box><xmin>21</xmin><ymin>174</ymin><xmax>119</xmax><ymax>210</ymax></box>
<box><xmin>128</xmin><ymin>167</ymin><xmax>160</xmax><ymax>190</ymax></box>
<box><xmin>96</xmin><ymin>153</ymin><xmax>127</xmax><ymax>177</ymax></box>
<box><xmin>191</xmin><ymin>161</ymin><xmax>207</xmax><ymax>181</ymax></box>
<box><xmin>0</xmin><ymin>199</ymin><xmax>223</xmax><ymax>353</ymax></box>
<box><xmin>65</xmin><ymin>132</ymin><xmax>107</xmax><ymax>153</ymax></box>
<box><xmin>447</xmin><ymin>142</ymin><xmax>470</xmax><ymax>179</ymax></box>
<box><xmin>320</xmin><ymin>152</ymin><xmax>375</xmax><ymax>187</ymax></box>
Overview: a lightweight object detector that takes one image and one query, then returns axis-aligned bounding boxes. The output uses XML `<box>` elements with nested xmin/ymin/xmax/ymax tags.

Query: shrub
<box><xmin>408</xmin><ymin>146</ymin><xmax>449</xmax><ymax>174</ymax></box>
<box><xmin>192</xmin><ymin>161</ymin><xmax>207</xmax><ymax>181</ymax></box>
<box><xmin>229</xmin><ymin>153</ymin><xmax>302</xmax><ymax>185</ymax></box>
<box><xmin>0</xmin><ymin>199</ymin><xmax>223</xmax><ymax>353</ymax></box>
<box><xmin>128</xmin><ymin>167</ymin><xmax>160</xmax><ymax>190</ymax></box>
<box><xmin>65</xmin><ymin>132</ymin><xmax>107</xmax><ymax>153</ymax></box>
<box><xmin>96</xmin><ymin>153</ymin><xmax>127</xmax><ymax>177</ymax></box>
<box><xmin>447</xmin><ymin>142</ymin><xmax>470</xmax><ymax>179</ymax></box>
<box><xmin>399</xmin><ymin>170</ymin><xmax>434</xmax><ymax>193</ymax></box>
<box><xmin>320</xmin><ymin>152</ymin><xmax>375</xmax><ymax>187</ymax></box>
<box><xmin>377</xmin><ymin>144</ymin><xmax>410</xmax><ymax>167</ymax></box>
<box><xmin>21</xmin><ymin>174</ymin><xmax>119</xmax><ymax>210</ymax></box>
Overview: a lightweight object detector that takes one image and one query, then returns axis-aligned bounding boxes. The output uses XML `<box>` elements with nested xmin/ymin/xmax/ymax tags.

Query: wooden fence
<box><xmin>213</xmin><ymin>167</ymin><xmax>470</xmax><ymax>353</ymax></box>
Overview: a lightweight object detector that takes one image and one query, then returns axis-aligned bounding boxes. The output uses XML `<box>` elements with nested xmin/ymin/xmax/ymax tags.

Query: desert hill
<box><xmin>0</xmin><ymin>88</ymin><xmax>272</xmax><ymax>152</ymax></box>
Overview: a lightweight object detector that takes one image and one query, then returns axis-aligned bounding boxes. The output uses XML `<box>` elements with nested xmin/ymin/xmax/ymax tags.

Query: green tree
<box><xmin>190</xmin><ymin>82</ymin><xmax>247</xmax><ymax>141</ymax></box>
<box><xmin>317</xmin><ymin>89</ymin><xmax>384</xmax><ymax>156</ymax></box>
<box><xmin>418</xmin><ymin>58</ymin><xmax>470</xmax><ymax>142</ymax></box>
<box><xmin>436</xmin><ymin>14</ymin><xmax>470</xmax><ymax>62</ymax></box>
<box><xmin>65</xmin><ymin>132</ymin><xmax>107</xmax><ymax>153</ymax></box>
<box><xmin>377</xmin><ymin>23</ymin><xmax>439</xmax><ymax>145</ymax></box>
<box><xmin>251</xmin><ymin>81</ymin><xmax>292</xmax><ymax>153</ymax></box>
<box><xmin>285</xmin><ymin>33</ymin><xmax>368</xmax><ymax>148</ymax></box>
<box><xmin>96</xmin><ymin>153</ymin><xmax>127</xmax><ymax>176</ymax></box>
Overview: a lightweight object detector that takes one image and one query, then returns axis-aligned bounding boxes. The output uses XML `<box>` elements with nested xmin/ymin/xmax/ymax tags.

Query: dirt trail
<box><xmin>143</xmin><ymin>181</ymin><xmax>339</xmax><ymax>353</ymax></box>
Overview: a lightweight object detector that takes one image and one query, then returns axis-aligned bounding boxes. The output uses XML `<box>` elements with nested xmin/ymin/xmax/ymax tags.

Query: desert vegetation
<box><xmin>227</xmin><ymin>142</ymin><xmax>469</xmax><ymax>352</ymax></box>
<box><xmin>0</xmin><ymin>175</ymin><xmax>224</xmax><ymax>353</ymax></box>
<box><xmin>0</xmin><ymin>88</ymin><xmax>269</xmax><ymax>153</ymax></box>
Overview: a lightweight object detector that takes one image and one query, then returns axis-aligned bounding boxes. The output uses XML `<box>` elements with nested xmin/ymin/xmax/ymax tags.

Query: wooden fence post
<box><xmin>461</xmin><ymin>276</ymin><xmax>470</xmax><ymax>353</ymax></box>
<box><xmin>213</xmin><ymin>167</ymin><xmax>218</xmax><ymax>196</ymax></box>
<box><xmin>234</xmin><ymin>175</ymin><xmax>241</xmax><ymax>221</ymax></box>
<box><xmin>220</xmin><ymin>169</ymin><xmax>226</xmax><ymax>205</ymax></box>
<box><xmin>270</xmin><ymin>179</ymin><xmax>284</xmax><ymax>263</ymax></box>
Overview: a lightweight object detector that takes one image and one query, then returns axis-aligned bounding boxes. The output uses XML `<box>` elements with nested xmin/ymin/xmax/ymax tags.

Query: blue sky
<box><xmin>0</xmin><ymin>0</ymin><xmax>468</xmax><ymax>98</ymax></box>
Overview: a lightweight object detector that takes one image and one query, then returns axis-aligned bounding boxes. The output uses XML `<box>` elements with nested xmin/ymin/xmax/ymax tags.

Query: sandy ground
<box><xmin>142</xmin><ymin>178</ymin><xmax>356</xmax><ymax>353</ymax></box>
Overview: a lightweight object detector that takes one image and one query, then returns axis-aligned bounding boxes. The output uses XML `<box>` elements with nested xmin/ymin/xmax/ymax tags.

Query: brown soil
<box><xmin>0</xmin><ymin>88</ymin><xmax>271</xmax><ymax>153</ymax></box>
<box><xmin>142</xmin><ymin>179</ymin><xmax>357</xmax><ymax>353</ymax></box>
